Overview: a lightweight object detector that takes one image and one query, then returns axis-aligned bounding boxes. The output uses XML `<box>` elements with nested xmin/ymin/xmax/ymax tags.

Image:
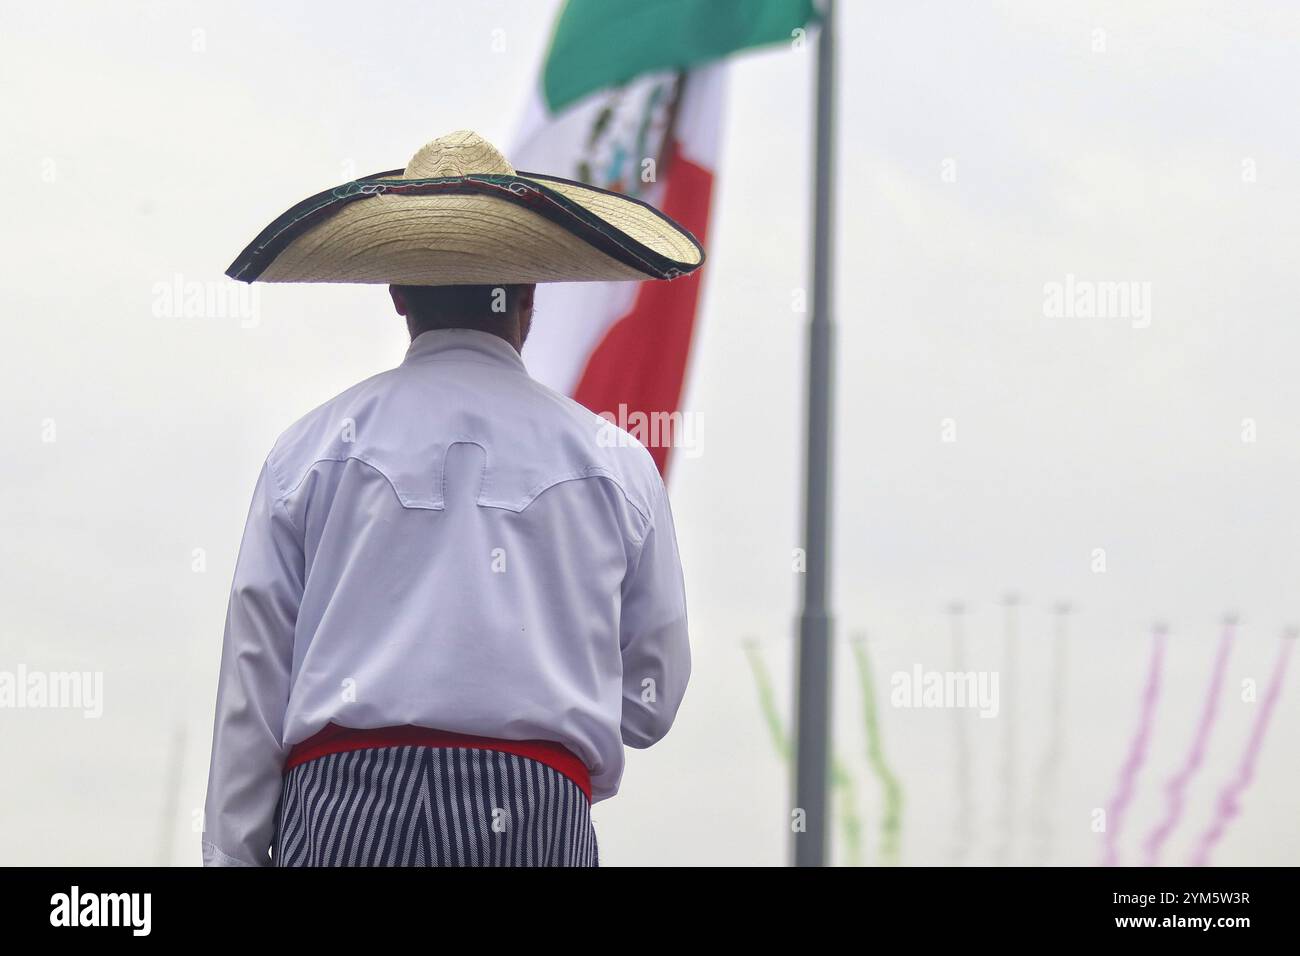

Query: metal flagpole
<box><xmin>792</xmin><ymin>0</ymin><xmax>837</xmax><ymax>868</ymax></box>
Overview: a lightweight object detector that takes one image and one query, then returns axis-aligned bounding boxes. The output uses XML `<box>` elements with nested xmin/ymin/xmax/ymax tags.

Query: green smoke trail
<box><xmin>742</xmin><ymin>639</ymin><xmax>863</xmax><ymax>866</ymax></box>
<box><xmin>830</xmin><ymin>760</ymin><xmax>863</xmax><ymax>868</ymax></box>
<box><xmin>743</xmin><ymin>640</ymin><xmax>791</xmax><ymax>760</ymax></box>
<box><xmin>849</xmin><ymin>636</ymin><xmax>903</xmax><ymax>866</ymax></box>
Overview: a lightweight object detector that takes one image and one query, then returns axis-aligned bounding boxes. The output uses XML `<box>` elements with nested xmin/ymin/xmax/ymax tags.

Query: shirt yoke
<box><xmin>264</xmin><ymin>360</ymin><xmax>662</xmax><ymax>529</ymax></box>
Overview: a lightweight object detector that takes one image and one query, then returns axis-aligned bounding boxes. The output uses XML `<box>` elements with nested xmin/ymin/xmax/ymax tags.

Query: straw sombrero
<box><xmin>226</xmin><ymin>130</ymin><xmax>704</xmax><ymax>286</ymax></box>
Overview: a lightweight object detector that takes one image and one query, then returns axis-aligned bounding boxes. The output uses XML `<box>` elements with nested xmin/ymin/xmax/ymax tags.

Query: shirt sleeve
<box><xmin>618</xmin><ymin>477</ymin><xmax>691</xmax><ymax>749</ymax></box>
<box><xmin>201</xmin><ymin>459</ymin><xmax>303</xmax><ymax>866</ymax></box>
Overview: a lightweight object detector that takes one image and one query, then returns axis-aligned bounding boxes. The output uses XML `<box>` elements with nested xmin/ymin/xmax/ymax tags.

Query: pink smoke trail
<box><xmin>1101</xmin><ymin>624</ymin><xmax>1167</xmax><ymax>867</ymax></box>
<box><xmin>1141</xmin><ymin>617</ymin><xmax>1237</xmax><ymax>866</ymax></box>
<box><xmin>1188</xmin><ymin>631</ymin><xmax>1296</xmax><ymax>867</ymax></box>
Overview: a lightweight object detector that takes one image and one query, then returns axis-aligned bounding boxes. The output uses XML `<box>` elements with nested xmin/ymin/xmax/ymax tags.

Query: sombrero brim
<box><xmin>226</xmin><ymin>169</ymin><xmax>704</xmax><ymax>285</ymax></box>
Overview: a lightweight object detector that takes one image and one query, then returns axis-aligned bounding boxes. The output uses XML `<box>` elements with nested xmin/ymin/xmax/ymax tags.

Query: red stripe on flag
<box><xmin>571</xmin><ymin>142</ymin><xmax>714</xmax><ymax>476</ymax></box>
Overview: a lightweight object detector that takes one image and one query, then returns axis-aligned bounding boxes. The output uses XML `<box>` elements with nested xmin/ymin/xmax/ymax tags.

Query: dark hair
<box><xmin>394</xmin><ymin>283</ymin><xmax>524</xmax><ymax>333</ymax></box>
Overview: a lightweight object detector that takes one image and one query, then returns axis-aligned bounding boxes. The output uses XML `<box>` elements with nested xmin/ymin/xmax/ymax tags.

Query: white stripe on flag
<box><xmin>514</xmin><ymin>64</ymin><xmax>727</xmax><ymax>397</ymax></box>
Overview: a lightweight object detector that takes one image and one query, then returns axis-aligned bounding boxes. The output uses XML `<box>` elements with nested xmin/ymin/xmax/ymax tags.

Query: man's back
<box><xmin>202</xmin><ymin>328</ymin><xmax>690</xmax><ymax>866</ymax></box>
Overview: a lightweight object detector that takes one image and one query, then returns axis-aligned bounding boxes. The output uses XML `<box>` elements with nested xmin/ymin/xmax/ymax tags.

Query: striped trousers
<box><xmin>273</xmin><ymin>745</ymin><xmax>598</xmax><ymax>867</ymax></box>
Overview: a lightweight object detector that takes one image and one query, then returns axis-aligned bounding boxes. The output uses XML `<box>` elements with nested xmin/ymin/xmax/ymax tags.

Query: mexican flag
<box><xmin>515</xmin><ymin>0</ymin><xmax>818</xmax><ymax>475</ymax></box>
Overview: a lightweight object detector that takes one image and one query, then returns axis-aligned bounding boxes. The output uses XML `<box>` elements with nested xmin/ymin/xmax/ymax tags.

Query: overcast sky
<box><xmin>2</xmin><ymin>0</ymin><xmax>1298</xmax><ymax>866</ymax></box>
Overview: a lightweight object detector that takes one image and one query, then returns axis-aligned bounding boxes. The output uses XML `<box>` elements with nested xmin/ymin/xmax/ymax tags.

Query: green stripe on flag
<box><xmin>542</xmin><ymin>0</ymin><xmax>818</xmax><ymax>111</ymax></box>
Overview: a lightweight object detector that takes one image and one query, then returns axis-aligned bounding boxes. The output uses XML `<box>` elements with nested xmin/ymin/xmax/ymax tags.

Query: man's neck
<box><xmin>408</xmin><ymin>319</ymin><xmax>522</xmax><ymax>354</ymax></box>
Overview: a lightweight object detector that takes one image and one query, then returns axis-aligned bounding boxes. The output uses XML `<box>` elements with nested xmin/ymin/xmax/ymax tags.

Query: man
<box><xmin>202</xmin><ymin>131</ymin><xmax>702</xmax><ymax>867</ymax></box>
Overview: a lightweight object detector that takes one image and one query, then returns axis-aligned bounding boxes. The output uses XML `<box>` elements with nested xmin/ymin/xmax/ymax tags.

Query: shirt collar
<box><xmin>401</xmin><ymin>328</ymin><xmax>527</xmax><ymax>373</ymax></box>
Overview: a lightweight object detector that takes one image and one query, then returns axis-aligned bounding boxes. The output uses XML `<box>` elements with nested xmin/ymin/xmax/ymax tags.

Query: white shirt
<box><xmin>202</xmin><ymin>328</ymin><xmax>690</xmax><ymax>867</ymax></box>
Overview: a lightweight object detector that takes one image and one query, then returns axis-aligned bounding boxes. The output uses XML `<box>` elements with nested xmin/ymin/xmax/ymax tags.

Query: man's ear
<box><xmin>389</xmin><ymin>285</ymin><xmax>409</xmax><ymax>317</ymax></box>
<box><xmin>517</xmin><ymin>283</ymin><xmax>536</xmax><ymax>313</ymax></box>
